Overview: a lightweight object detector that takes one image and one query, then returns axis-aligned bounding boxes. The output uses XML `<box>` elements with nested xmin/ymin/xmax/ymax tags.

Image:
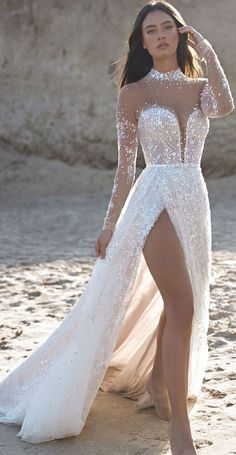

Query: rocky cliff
<box><xmin>0</xmin><ymin>0</ymin><xmax>235</xmax><ymax>176</ymax></box>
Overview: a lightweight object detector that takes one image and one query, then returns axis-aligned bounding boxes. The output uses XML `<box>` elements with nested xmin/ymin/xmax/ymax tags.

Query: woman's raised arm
<box><xmin>178</xmin><ymin>25</ymin><xmax>235</xmax><ymax>118</ymax></box>
<box><xmin>196</xmin><ymin>38</ymin><xmax>235</xmax><ymax>118</ymax></box>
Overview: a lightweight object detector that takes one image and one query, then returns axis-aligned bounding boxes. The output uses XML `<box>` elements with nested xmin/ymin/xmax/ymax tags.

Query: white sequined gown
<box><xmin>0</xmin><ymin>39</ymin><xmax>234</xmax><ymax>443</ymax></box>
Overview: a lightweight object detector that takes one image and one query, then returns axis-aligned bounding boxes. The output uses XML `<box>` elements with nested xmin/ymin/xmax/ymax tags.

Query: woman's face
<box><xmin>141</xmin><ymin>10</ymin><xmax>179</xmax><ymax>59</ymax></box>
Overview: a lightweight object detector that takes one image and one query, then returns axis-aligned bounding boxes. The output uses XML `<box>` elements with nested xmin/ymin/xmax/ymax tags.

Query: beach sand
<box><xmin>0</xmin><ymin>148</ymin><xmax>235</xmax><ymax>454</ymax></box>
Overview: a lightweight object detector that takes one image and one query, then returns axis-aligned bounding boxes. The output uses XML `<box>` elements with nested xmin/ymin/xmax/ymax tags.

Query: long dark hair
<box><xmin>113</xmin><ymin>0</ymin><xmax>203</xmax><ymax>89</ymax></box>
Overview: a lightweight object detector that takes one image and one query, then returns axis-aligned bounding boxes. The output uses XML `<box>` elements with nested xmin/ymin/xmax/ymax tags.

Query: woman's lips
<box><xmin>157</xmin><ymin>43</ymin><xmax>169</xmax><ymax>49</ymax></box>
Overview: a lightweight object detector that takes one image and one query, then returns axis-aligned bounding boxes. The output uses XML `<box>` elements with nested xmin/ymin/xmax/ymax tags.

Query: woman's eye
<box><xmin>147</xmin><ymin>25</ymin><xmax>173</xmax><ymax>34</ymax></box>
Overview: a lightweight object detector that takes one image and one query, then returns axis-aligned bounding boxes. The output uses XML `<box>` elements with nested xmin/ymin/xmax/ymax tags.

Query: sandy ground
<box><xmin>0</xmin><ymin>148</ymin><xmax>235</xmax><ymax>455</ymax></box>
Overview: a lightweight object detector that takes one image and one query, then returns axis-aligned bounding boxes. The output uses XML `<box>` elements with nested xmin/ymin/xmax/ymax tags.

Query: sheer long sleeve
<box><xmin>196</xmin><ymin>39</ymin><xmax>235</xmax><ymax>118</ymax></box>
<box><xmin>102</xmin><ymin>86</ymin><xmax>138</xmax><ymax>232</ymax></box>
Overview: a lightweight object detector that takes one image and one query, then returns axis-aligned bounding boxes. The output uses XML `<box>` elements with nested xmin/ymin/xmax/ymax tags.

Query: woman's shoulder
<box><xmin>118</xmin><ymin>81</ymin><xmax>140</xmax><ymax>96</ymax></box>
<box><xmin>117</xmin><ymin>82</ymin><xmax>140</xmax><ymax>106</ymax></box>
<box><xmin>182</xmin><ymin>75</ymin><xmax>208</xmax><ymax>95</ymax></box>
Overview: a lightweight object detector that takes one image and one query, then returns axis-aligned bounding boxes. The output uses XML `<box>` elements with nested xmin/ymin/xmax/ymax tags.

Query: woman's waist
<box><xmin>140</xmin><ymin>162</ymin><xmax>205</xmax><ymax>184</ymax></box>
<box><xmin>145</xmin><ymin>162</ymin><xmax>201</xmax><ymax>169</ymax></box>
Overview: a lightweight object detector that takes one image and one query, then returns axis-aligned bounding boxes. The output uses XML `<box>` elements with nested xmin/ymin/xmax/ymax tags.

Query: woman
<box><xmin>0</xmin><ymin>1</ymin><xmax>234</xmax><ymax>453</ymax></box>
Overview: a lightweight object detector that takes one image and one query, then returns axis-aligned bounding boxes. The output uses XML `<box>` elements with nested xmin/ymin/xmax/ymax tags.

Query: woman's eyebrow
<box><xmin>144</xmin><ymin>20</ymin><xmax>173</xmax><ymax>29</ymax></box>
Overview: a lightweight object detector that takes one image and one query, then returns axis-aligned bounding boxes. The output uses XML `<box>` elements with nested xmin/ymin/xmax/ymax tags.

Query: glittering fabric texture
<box><xmin>0</xmin><ymin>45</ymin><xmax>234</xmax><ymax>443</ymax></box>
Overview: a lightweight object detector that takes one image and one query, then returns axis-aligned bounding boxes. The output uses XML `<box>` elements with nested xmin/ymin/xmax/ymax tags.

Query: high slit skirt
<box><xmin>0</xmin><ymin>163</ymin><xmax>212</xmax><ymax>443</ymax></box>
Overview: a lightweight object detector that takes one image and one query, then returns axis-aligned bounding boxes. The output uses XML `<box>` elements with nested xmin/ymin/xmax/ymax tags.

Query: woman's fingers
<box><xmin>99</xmin><ymin>241</ymin><xmax>106</xmax><ymax>259</ymax></box>
<box><xmin>95</xmin><ymin>231</ymin><xmax>112</xmax><ymax>259</ymax></box>
<box><xmin>178</xmin><ymin>25</ymin><xmax>204</xmax><ymax>44</ymax></box>
<box><xmin>95</xmin><ymin>238</ymin><xmax>106</xmax><ymax>259</ymax></box>
<box><xmin>95</xmin><ymin>238</ymin><xmax>100</xmax><ymax>257</ymax></box>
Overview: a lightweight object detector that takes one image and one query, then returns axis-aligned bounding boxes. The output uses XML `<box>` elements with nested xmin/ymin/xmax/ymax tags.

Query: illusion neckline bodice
<box><xmin>139</xmin><ymin>67</ymin><xmax>206</xmax><ymax>161</ymax></box>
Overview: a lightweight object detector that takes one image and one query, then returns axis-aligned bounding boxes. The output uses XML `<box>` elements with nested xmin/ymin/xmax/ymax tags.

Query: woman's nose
<box><xmin>157</xmin><ymin>31</ymin><xmax>166</xmax><ymax>39</ymax></box>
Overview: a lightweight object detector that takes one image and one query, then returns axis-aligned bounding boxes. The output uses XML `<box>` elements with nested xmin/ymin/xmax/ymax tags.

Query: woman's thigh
<box><xmin>142</xmin><ymin>208</ymin><xmax>194</xmax><ymax>315</ymax></box>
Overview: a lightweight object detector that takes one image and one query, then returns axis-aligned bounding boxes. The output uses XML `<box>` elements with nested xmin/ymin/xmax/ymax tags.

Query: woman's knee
<box><xmin>165</xmin><ymin>295</ymin><xmax>194</xmax><ymax>329</ymax></box>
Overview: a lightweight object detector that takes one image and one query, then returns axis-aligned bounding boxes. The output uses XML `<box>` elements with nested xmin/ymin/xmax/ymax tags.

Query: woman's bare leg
<box><xmin>146</xmin><ymin>309</ymin><xmax>172</xmax><ymax>420</ymax></box>
<box><xmin>147</xmin><ymin>305</ymin><xmax>191</xmax><ymax>421</ymax></box>
<box><xmin>143</xmin><ymin>208</ymin><xmax>197</xmax><ymax>455</ymax></box>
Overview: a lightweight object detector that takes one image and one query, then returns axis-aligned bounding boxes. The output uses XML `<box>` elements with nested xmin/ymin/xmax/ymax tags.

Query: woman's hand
<box><xmin>178</xmin><ymin>25</ymin><xmax>213</xmax><ymax>59</ymax></box>
<box><xmin>178</xmin><ymin>25</ymin><xmax>204</xmax><ymax>49</ymax></box>
<box><xmin>95</xmin><ymin>229</ymin><xmax>113</xmax><ymax>259</ymax></box>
